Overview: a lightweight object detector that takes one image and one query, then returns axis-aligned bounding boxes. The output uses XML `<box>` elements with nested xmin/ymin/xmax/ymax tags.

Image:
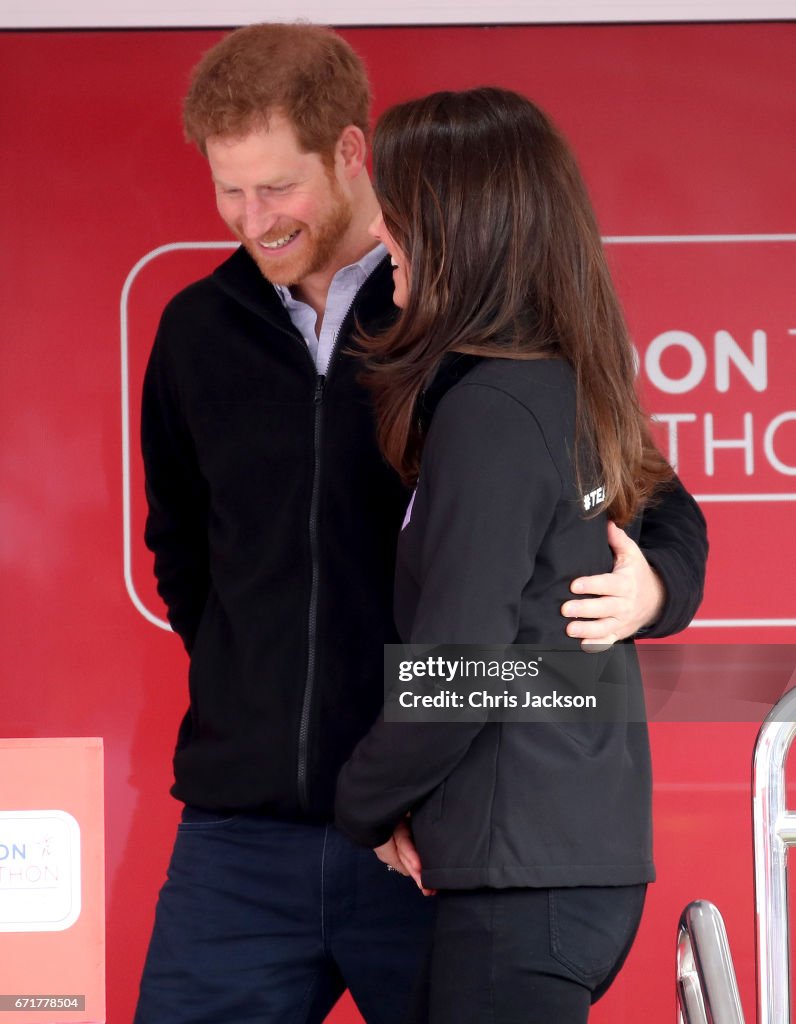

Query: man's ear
<box><xmin>336</xmin><ymin>125</ymin><xmax>368</xmax><ymax>179</ymax></box>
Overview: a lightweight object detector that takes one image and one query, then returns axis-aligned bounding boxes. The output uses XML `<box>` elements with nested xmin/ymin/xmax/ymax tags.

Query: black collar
<box><xmin>211</xmin><ymin>246</ymin><xmax>397</xmax><ymax>340</ymax></box>
<box><xmin>418</xmin><ymin>352</ymin><xmax>486</xmax><ymax>432</ymax></box>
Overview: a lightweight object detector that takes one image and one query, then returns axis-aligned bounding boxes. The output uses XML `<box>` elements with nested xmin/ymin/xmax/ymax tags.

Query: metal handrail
<box><xmin>676</xmin><ymin>686</ymin><xmax>796</xmax><ymax>1024</ymax></box>
<box><xmin>753</xmin><ymin>687</ymin><xmax>796</xmax><ymax>1024</ymax></box>
<box><xmin>677</xmin><ymin>900</ymin><xmax>745</xmax><ymax>1024</ymax></box>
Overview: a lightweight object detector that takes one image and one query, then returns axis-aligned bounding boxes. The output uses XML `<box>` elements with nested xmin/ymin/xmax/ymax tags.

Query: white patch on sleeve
<box><xmin>582</xmin><ymin>485</ymin><xmax>606</xmax><ymax>512</ymax></box>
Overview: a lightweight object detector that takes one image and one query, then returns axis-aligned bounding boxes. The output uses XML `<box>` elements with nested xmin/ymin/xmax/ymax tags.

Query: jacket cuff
<box><xmin>334</xmin><ymin>812</ymin><xmax>395</xmax><ymax>850</ymax></box>
<box><xmin>638</xmin><ymin>545</ymin><xmax>703</xmax><ymax>639</ymax></box>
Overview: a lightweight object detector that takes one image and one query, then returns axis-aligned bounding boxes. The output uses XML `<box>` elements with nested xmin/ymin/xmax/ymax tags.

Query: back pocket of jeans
<box><xmin>548</xmin><ymin>885</ymin><xmax>645</xmax><ymax>985</ymax></box>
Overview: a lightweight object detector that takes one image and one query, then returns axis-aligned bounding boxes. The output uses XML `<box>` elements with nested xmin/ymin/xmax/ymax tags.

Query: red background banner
<box><xmin>1</xmin><ymin>23</ymin><xmax>794</xmax><ymax>1022</ymax></box>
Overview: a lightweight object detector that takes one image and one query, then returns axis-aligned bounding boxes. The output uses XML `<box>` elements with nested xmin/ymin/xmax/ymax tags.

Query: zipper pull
<box><xmin>314</xmin><ymin>375</ymin><xmax>326</xmax><ymax>403</ymax></box>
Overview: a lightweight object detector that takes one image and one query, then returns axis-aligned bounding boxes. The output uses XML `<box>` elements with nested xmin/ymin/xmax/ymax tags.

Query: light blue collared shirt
<box><xmin>275</xmin><ymin>243</ymin><xmax>387</xmax><ymax>375</ymax></box>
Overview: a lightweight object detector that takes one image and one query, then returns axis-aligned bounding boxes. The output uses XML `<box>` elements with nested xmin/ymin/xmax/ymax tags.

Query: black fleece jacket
<box><xmin>335</xmin><ymin>357</ymin><xmax>668</xmax><ymax>887</ymax></box>
<box><xmin>142</xmin><ymin>247</ymin><xmax>707</xmax><ymax>823</ymax></box>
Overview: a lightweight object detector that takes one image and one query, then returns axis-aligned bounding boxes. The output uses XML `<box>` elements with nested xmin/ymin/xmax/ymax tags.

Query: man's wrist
<box><xmin>641</xmin><ymin>564</ymin><xmax>666</xmax><ymax>632</ymax></box>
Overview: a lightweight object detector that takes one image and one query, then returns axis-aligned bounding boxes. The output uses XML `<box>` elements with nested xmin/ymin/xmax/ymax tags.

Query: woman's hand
<box><xmin>375</xmin><ymin>818</ymin><xmax>436</xmax><ymax>896</ymax></box>
<box><xmin>373</xmin><ymin>834</ymin><xmax>410</xmax><ymax>874</ymax></box>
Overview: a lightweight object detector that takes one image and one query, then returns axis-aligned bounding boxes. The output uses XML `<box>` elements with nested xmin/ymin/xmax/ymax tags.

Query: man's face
<box><xmin>207</xmin><ymin>115</ymin><xmax>353</xmax><ymax>286</ymax></box>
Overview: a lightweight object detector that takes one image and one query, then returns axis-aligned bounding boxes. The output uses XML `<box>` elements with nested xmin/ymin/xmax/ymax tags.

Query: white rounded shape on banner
<box><xmin>645</xmin><ymin>331</ymin><xmax>708</xmax><ymax>395</ymax></box>
<box><xmin>764</xmin><ymin>412</ymin><xmax>796</xmax><ymax>476</ymax></box>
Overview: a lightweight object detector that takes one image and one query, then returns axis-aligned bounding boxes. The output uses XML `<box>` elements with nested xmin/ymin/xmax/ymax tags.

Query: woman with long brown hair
<box><xmin>336</xmin><ymin>87</ymin><xmax>678</xmax><ymax>1023</ymax></box>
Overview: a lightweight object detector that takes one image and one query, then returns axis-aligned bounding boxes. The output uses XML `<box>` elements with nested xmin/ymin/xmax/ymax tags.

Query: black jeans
<box><xmin>406</xmin><ymin>884</ymin><xmax>647</xmax><ymax>1024</ymax></box>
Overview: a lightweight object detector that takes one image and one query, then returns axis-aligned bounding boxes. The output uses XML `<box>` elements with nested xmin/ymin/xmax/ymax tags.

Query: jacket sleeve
<box><xmin>635</xmin><ymin>475</ymin><xmax>708</xmax><ymax>638</ymax></box>
<box><xmin>141</xmin><ymin>317</ymin><xmax>210</xmax><ymax>652</ymax></box>
<box><xmin>335</xmin><ymin>382</ymin><xmax>560</xmax><ymax>847</ymax></box>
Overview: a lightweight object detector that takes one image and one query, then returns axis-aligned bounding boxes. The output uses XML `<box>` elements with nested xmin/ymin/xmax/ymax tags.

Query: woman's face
<box><xmin>369</xmin><ymin>212</ymin><xmax>410</xmax><ymax>308</ymax></box>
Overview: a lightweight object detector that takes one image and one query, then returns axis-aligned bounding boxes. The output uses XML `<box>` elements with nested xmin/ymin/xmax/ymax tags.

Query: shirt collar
<box><xmin>274</xmin><ymin>242</ymin><xmax>387</xmax><ymax>311</ymax></box>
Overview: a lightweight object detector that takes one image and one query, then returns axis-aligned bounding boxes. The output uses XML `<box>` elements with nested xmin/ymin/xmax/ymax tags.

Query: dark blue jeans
<box><xmin>134</xmin><ymin>808</ymin><xmax>436</xmax><ymax>1024</ymax></box>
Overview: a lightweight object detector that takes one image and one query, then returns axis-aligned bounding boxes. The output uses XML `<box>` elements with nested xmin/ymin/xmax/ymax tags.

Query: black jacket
<box><xmin>142</xmin><ymin>247</ymin><xmax>406</xmax><ymax>819</ymax></box>
<box><xmin>142</xmin><ymin>247</ymin><xmax>707</xmax><ymax>823</ymax></box>
<box><xmin>335</xmin><ymin>356</ymin><xmax>695</xmax><ymax>888</ymax></box>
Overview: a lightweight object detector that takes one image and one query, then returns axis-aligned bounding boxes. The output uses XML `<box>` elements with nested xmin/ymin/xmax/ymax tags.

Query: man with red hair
<box><xmin>136</xmin><ymin>22</ymin><xmax>706</xmax><ymax>1024</ymax></box>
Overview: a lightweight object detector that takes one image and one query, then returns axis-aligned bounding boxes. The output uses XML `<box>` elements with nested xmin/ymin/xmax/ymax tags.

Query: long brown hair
<box><xmin>362</xmin><ymin>87</ymin><xmax>671</xmax><ymax>524</ymax></box>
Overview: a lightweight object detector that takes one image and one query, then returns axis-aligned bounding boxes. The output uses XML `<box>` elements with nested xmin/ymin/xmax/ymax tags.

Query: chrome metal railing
<box><xmin>752</xmin><ymin>688</ymin><xmax>796</xmax><ymax>1024</ymax></box>
<box><xmin>676</xmin><ymin>686</ymin><xmax>796</xmax><ymax>1024</ymax></box>
<box><xmin>677</xmin><ymin>900</ymin><xmax>745</xmax><ymax>1024</ymax></box>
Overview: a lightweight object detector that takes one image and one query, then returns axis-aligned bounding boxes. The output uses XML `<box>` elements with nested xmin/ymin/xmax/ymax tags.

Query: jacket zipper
<box><xmin>296</xmin><ymin>299</ymin><xmax>358</xmax><ymax>813</ymax></box>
